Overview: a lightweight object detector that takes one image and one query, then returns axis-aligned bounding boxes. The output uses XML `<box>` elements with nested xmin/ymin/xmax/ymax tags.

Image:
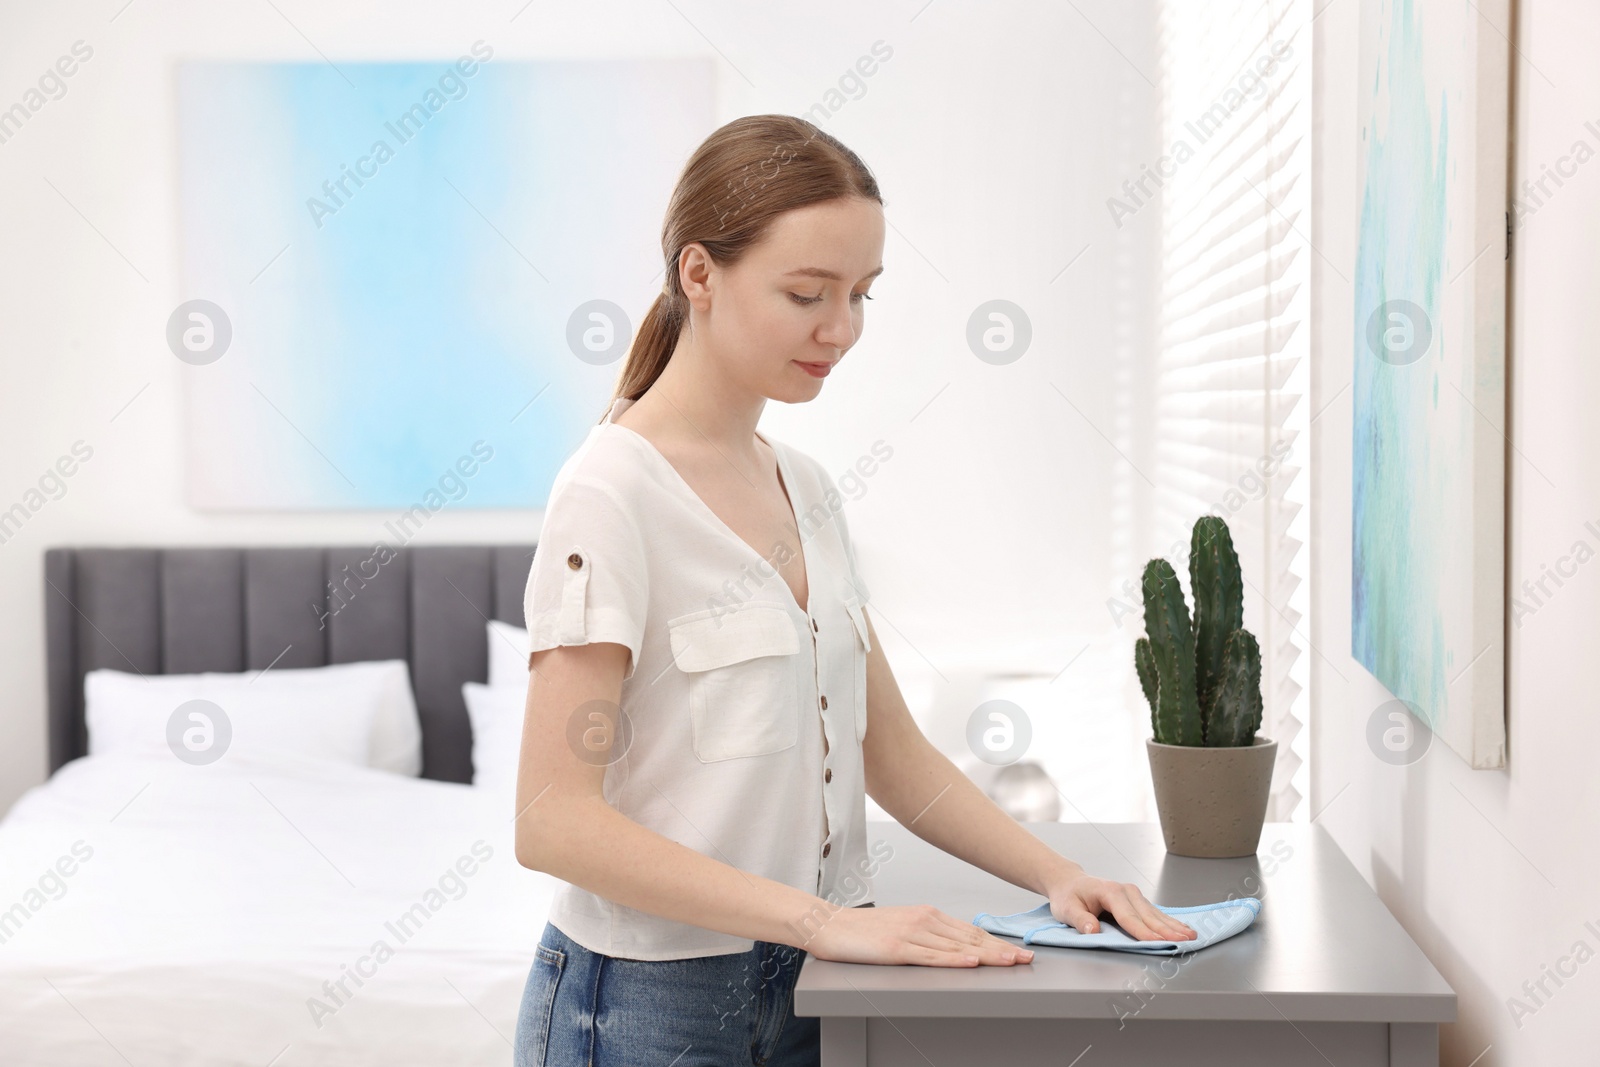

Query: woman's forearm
<box><xmin>871</xmin><ymin>738</ymin><xmax>1084</xmax><ymax>896</ymax></box>
<box><xmin>517</xmin><ymin>796</ymin><xmax>843</xmax><ymax>950</ymax></box>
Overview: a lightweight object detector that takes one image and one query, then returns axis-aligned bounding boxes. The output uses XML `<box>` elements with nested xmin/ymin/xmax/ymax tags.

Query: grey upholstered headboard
<box><xmin>43</xmin><ymin>544</ymin><xmax>538</xmax><ymax>783</ymax></box>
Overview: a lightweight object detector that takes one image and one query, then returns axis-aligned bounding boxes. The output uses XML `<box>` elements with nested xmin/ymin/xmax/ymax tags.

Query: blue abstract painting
<box><xmin>1352</xmin><ymin>0</ymin><xmax>1508</xmax><ymax>768</ymax></box>
<box><xmin>175</xmin><ymin>53</ymin><xmax>714</xmax><ymax>510</ymax></box>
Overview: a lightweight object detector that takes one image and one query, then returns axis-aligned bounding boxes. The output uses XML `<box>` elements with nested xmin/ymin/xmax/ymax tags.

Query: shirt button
<box><xmin>566</xmin><ymin>552</ymin><xmax>583</xmax><ymax>570</ymax></box>
<box><xmin>822</xmin><ymin>843</ymin><xmax>831</xmax><ymax>858</ymax></box>
<box><xmin>812</xmin><ymin>618</ymin><xmax>819</xmax><ymax>632</ymax></box>
<box><xmin>819</xmin><ymin>695</ymin><xmax>828</xmax><ymax>710</ymax></box>
<box><xmin>825</xmin><ymin>768</ymin><xmax>833</xmax><ymax>783</ymax></box>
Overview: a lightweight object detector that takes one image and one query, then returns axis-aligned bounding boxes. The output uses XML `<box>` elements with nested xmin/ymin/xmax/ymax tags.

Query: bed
<box><xmin>2</xmin><ymin>545</ymin><xmax>557</xmax><ymax>1066</ymax></box>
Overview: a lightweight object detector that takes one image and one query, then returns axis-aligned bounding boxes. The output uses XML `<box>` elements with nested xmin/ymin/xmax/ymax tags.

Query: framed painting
<box><xmin>174</xmin><ymin>55</ymin><xmax>714</xmax><ymax>510</ymax></box>
<box><xmin>1352</xmin><ymin>0</ymin><xmax>1509</xmax><ymax>768</ymax></box>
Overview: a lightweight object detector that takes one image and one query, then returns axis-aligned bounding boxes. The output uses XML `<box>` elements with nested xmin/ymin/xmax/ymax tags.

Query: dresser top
<box><xmin>795</xmin><ymin>821</ymin><xmax>1456</xmax><ymax>1023</ymax></box>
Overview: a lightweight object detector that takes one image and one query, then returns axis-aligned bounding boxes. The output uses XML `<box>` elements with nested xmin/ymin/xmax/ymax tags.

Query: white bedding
<box><xmin>0</xmin><ymin>748</ymin><xmax>559</xmax><ymax>1066</ymax></box>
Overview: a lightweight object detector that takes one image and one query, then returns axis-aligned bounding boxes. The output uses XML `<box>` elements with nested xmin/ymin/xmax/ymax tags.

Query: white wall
<box><xmin>1312</xmin><ymin>0</ymin><xmax>1600</xmax><ymax>1060</ymax></box>
<box><xmin>0</xmin><ymin>2</ymin><xmax>1159</xmax><ymax>817</ymax></box>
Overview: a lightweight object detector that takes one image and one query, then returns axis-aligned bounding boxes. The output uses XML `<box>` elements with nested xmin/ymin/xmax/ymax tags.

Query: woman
<box><xmin>511</xmin><ymin>114</ymin><xmax>1194</xmax><ymax>1067</ymax></box>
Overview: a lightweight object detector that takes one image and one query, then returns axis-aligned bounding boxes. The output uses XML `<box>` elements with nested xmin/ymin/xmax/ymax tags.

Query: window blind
<box><xmin>1149</xmin><ymin>0</ymin><xmax>1312</xmax><ymax>821</ymax></box>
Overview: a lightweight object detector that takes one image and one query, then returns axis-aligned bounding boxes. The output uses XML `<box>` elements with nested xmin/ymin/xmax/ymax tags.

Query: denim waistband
<box><xmin>516</xmin><ymin>902</ymin><xmax>878</xmax><ymax>1065</ymax></box>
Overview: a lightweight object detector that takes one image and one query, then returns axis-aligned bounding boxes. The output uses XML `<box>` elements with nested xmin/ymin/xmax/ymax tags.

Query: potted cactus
<box><xmin>1134</xmin><ymin>515</ymin><xmax>1276</xmax><ymax>857</ymax></box>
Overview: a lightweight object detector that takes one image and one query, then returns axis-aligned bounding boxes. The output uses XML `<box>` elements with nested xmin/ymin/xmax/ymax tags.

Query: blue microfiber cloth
<box><xmin>972</xmin><ymin>897</ymin><xmax>1261</xmax><ymax>955</ymax></box>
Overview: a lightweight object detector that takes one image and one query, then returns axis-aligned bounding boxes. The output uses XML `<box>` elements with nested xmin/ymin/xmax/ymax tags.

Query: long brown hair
<box><xmin>600</xmin><ymin>114</ymin><xmax>882</xmax><ymax>422</ymax></box>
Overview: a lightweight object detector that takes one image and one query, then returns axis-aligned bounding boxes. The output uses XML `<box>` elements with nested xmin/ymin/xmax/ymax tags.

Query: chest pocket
<box><xmin>844</xmin><ymin>597</ymin><xmax>871</xmax><ymax>742</ymax></box>
<box><xmin>668</xmin><ymin>604</ymin><xmax>802</xmax><ymax>762</ymax></box>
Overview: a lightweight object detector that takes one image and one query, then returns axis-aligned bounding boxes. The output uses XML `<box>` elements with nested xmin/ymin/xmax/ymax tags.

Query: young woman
<box><xmin>511</xmin><ymin>114</ymin><xmax>1194</xmax><ymax>1067</ymax></box>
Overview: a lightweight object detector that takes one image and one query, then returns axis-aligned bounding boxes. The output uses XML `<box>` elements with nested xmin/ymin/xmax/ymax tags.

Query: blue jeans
<box><xmin>515</xmin><ymin>905</ymin><xmax>874</xmax><ymax>1067</ymax></box>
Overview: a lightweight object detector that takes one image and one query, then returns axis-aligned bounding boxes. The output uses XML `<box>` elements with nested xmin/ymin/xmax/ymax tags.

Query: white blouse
<box><xmin>522</xmin><ymin>395</ymin><xmax>877</xmax><ymax>961</ymax></box>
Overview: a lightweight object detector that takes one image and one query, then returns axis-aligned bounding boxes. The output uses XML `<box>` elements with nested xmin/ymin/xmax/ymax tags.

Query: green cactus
<box><xmin>1134</xmin><ymin>636</ymin><xmax>1162</xmax><ymax>739</ymax></box>
<box><xmin>1140</xmin><ymin>558</ymin><xmax>1203</xmax><ymax>746</ymax></box>
<box><xmin>1207</xmin><ymin>630</ymin><xmax>1263</xmax><ymax>746</ymax></box>
<box><xmin>1189</xmin><ymin>515</ymin><xmax>1243</xmax><ymax>722</ymax></box>
<box><xmin>1134</xmin><ymin>636</ymin><xmax>1158</xmax><ymax>732</ymax></box>
<box><xmin>1132</xmin><ymin>515</ymin><xmax>1262</xmax><ymax>747</ymax></box>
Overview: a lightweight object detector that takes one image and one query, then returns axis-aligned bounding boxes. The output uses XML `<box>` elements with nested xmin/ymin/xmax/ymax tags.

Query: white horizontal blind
<box><xmin>1152</xmin><ymin>0</ymin><xmax>1311</xmax><ymax>820</ymax></box>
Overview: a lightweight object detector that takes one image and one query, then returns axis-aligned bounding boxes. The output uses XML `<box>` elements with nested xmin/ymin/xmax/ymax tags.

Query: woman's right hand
<box><xmin>801</xmin><ymin>903</ymin><xmax>1034</xmax><ymax>967</ymax></box>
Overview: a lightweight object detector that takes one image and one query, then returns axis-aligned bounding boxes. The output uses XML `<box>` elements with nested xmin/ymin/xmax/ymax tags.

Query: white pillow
<box><xmin>487</xmin><ymin>620</ymin><xmax>531</xmax><ymax>689</ymax></box>
<box><xmin>85</xmin><ymin>660</ymin><xmax>421</xmax><ymax>774</ymax></box>
<box><xmin>351</xmin><ymin>660</ymin><xmax>424</xmax><ymax>775</ymax></box>
<box><xmin>463</xmin><ymin>681</ymin><xmax>524</xmax><ymax>793</ymax></box>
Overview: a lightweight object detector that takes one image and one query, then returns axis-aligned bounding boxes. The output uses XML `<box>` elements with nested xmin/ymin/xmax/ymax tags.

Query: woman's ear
<box><xmin>677</xmin><ymin>242</ymin><xmax>716</xmax><ymax>311</ymax></box>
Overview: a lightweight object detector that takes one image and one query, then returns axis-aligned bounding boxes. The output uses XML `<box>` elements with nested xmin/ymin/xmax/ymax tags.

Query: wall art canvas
<box><xmin>1352</xmin><ymin>0</ymin><xmax>1509</xmax><ymax>768</ymax></box>
<box><xmin>175</xmin><ymin>56</ymin><xmax>713</xmax><ymax>510</ymax></box>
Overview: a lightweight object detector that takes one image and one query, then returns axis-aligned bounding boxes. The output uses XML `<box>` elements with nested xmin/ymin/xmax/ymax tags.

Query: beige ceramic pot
<box><xmin>1145</xmin><ymin>735</ymin><xmax>1276</xmax><ymax>858</ymax></box>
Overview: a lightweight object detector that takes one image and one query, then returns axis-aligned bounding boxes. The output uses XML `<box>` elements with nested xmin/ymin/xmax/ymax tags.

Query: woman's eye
<box><xmin>788</xmin><ymin>292</ymin><xmax>875</xmax><ymax>306</ymax></box>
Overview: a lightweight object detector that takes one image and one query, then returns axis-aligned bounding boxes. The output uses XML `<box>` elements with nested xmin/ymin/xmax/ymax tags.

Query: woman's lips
<box><xmin>795</xmin><ymin>360</ymin><xmax>833</xmax><ymax>378</ymax></box>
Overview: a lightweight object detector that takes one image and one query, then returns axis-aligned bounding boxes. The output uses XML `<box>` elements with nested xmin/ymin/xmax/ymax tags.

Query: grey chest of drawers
<box><xmin>795</xmin><ymin>821</ymin><xmax>1455</xmax><ymax>1066</ymax></box>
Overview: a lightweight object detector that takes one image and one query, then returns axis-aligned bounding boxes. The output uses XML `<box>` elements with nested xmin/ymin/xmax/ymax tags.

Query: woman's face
<box><xmin>685</xmin><ymin>196</ymin><xmax>886</xmax><ymax>402</ymax></box>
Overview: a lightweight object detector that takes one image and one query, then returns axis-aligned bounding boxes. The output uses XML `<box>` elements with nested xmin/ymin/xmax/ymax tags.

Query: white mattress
<box><xmin>0</xmin><ymin>749</ymin><xmax>560</xmax><ymax>1066</ymax></box>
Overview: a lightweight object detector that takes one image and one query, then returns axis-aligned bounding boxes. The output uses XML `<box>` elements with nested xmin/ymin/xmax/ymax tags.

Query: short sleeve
<box><xmin>522</xmin><ymin>476</ymin><xmax>649</xmax><ymax>681</ymax></box>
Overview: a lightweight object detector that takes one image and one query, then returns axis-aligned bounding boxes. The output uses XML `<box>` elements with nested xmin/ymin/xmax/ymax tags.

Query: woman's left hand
<box><xmin>1046</xmin><ymin>869</ymin><xmax>1196</xmax><ymax>942</ymax></box>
